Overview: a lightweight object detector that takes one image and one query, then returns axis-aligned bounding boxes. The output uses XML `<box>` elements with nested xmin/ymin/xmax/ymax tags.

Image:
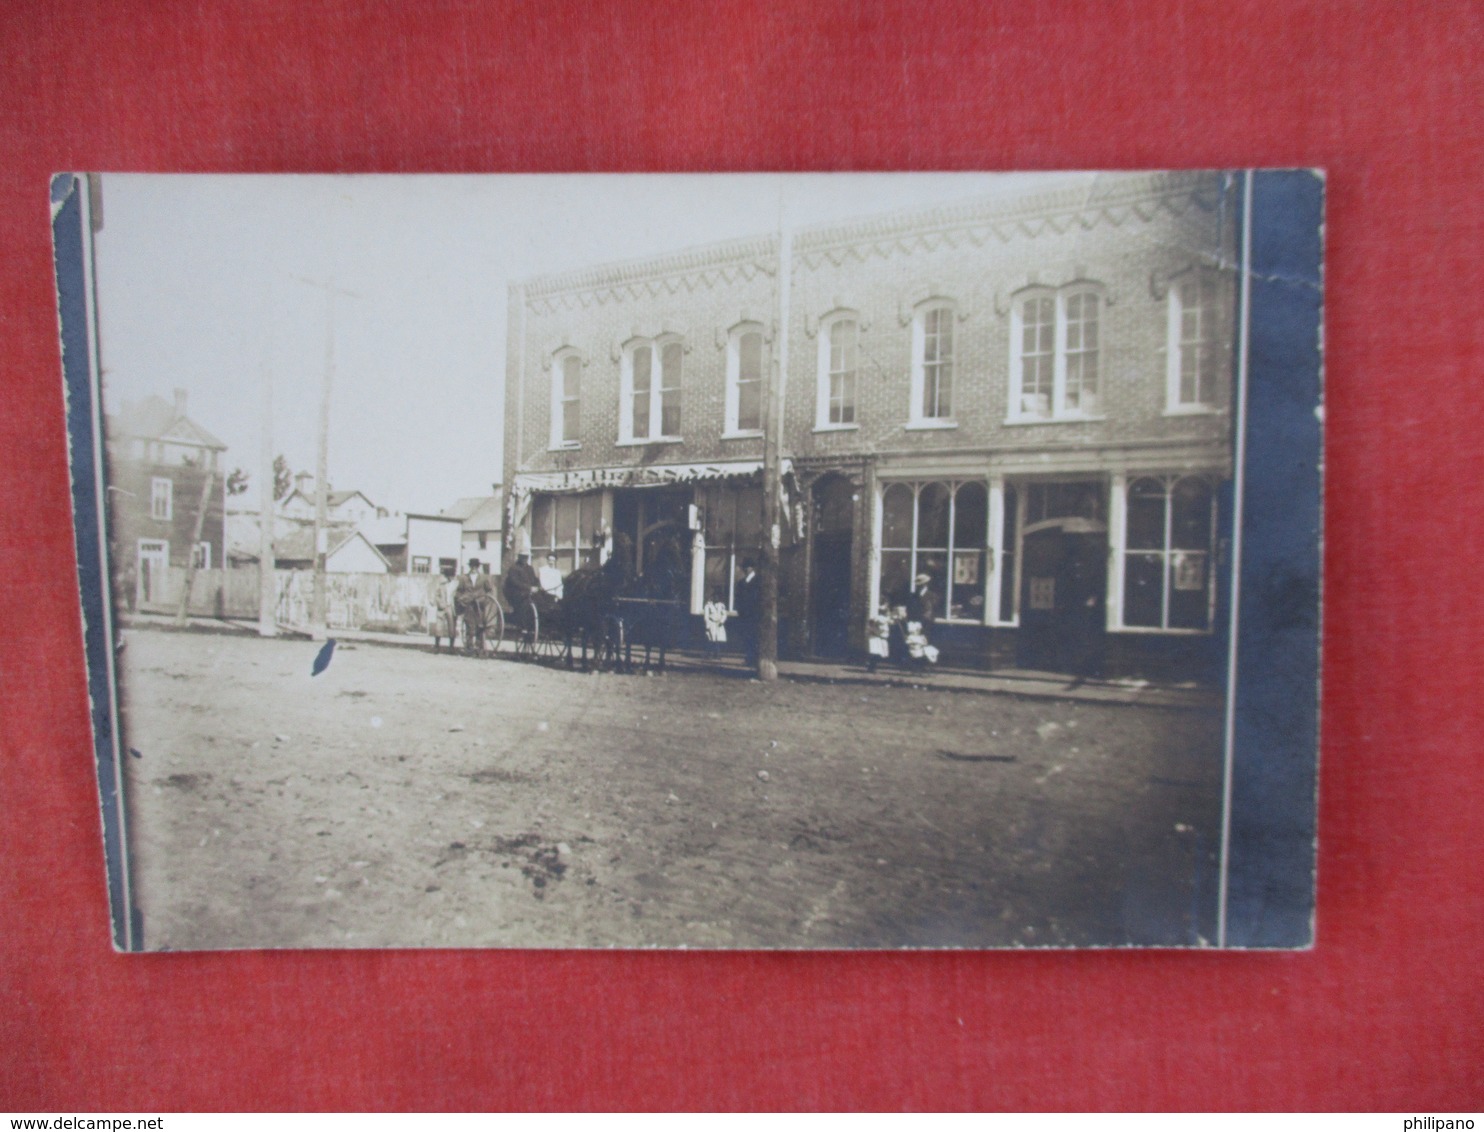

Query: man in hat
<box><xmin>902</xmin><ymin>571</ymin><xmax>939</xmax><ymax>670</ymax></box>
<box><xmin>502</xmin><ymin>552</ymin><xmax>542</xmax><ymax>630</ymax></box>
<box><xmin>733</xmin><ymin>558</ymin><xmax>761</xmax><ymax>672</ymax></box>
<box><xmin>455</xmin><ymin>558</ymin><xmax>495</xmax><ymax>653</ymax></box>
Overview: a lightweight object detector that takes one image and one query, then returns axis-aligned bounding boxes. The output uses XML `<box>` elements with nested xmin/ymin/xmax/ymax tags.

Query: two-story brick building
<box><xmin>105</xmin><ymin>389</ymin><xmax>228</xmax><ymax>610</ymax></box>
<box><xmin>504</xmin><ymin>171</ymin><xmax>1238</xmax><ymax>676</ymax></box>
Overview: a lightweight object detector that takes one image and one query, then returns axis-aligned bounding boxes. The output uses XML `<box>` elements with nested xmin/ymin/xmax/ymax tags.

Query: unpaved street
<box><xmin>119</xmin><ymin>629</ymin><xmax>1225</xmax><ymax>949</ymax></box>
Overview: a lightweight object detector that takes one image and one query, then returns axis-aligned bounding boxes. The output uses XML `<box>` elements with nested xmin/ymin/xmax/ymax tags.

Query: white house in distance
<box><xmin>271</xmin><ymin>527</ymin><xmax>391</xmax><ymax>573</ymax></box>
<box><xmin>405</xmin><ymin>513</ymin><xmax>463</xmax><ymax>576</ymax></box>
<box><xmin>279</xmin><ymin>473</ymin><xmax>384</xmax><ymax>526</ymax></box>
<box><xmin>441</xmin><ymin>492</ymin><xmax>504</xmax><ymax>574</ymax></box>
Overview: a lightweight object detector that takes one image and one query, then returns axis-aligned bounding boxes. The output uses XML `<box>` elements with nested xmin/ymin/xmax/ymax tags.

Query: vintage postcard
<box><xmin>52</xmin><ymin>170</ymin><xmax>1322</xmax><ymax>950</ymax></box>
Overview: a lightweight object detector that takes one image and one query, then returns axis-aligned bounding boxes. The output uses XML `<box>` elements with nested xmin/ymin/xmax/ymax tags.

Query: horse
<box><xmin>608</xmin><ymin>536</ymin><xmax>686</xmax><ymax>674</ymax></box>
<box><xmin>559</xmin><ymin>533</ymin><xmax>634</xmax><ymax>672</ymax></box>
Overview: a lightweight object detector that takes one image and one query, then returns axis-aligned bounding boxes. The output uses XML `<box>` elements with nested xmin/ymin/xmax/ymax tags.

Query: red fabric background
<box><xmin>1</xmin><ymin>0</ymin><xmax>1480</xmax><ymax>1111</ymax></box>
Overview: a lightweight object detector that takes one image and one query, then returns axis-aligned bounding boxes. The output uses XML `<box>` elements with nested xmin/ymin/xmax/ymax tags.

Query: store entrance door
<box><xmin>1017</xmin><ymin>520</ymin><xmax>1107</xmax><ymax>675</ymax></box>
<box><xmin>809</xmin><ymin>475</ymin><xmax>855</xmax><ymax>658</ymax></box>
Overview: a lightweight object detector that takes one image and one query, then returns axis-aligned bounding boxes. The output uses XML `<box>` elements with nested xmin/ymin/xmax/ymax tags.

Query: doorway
<box><xmin>137</xmin><ymin>539</ymin><xmax>169</xmax><ymax>609</ymax></box>
<box><xmin>1017</xmin><ymin>520</ymin><xmax>1106</xmax><ymax>675</ymax></box>
<box><xmin>809</xmin><ymin>475</ymin><xmax>854</xmax><ymax>657</ymax></box>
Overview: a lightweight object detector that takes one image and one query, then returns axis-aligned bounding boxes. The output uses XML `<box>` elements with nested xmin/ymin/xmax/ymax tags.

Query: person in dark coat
<box><xmin>502</xmin><ymin>553</ymin><xmax>542</xmax><ymax>630</ymax></box>
<box><xmin>454</xmin><ymin>558</ymin><xmax>496</xmax><ymax>653</ymax></box>
<box><xmin>733</xmin><ymin>558</ymin><xmax>762</xmax><ymax>672</ymax></box>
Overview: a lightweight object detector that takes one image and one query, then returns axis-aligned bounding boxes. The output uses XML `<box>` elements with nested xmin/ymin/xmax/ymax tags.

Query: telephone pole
<box><xmin>291</xmin><ymin>274</ymin><xmax>359</xmax><ymax>639</ymax></box>
<box><xmin>758</xmin><ymin>223</ymin><xmax>793</xmax><ymax>681</ymax></box>
<box><xmin>258</xmin><ymin>361</ymin><xmax>278</xmax><ymax>637</ymax></box>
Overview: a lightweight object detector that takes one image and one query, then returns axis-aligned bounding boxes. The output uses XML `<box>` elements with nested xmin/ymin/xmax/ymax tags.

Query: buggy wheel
<box><xmin>514</xmin><ymin>604</ymin><xmax>538</xmax><ymax>660</ymax></box>
<box><xmin>478</xmin><ymin>599</ymin><xmax>504</xmax><ymax>656</ymax></box>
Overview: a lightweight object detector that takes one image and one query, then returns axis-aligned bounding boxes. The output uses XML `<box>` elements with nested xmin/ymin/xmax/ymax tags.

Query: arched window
<box><xmin>620</xmin><ymin>336</ymin><xmax>683</xmax><ymax>443</ymax></box>
<box><xmin>910</xmin><ymin>301</ymin><xmax>955</xmax><ymax>426</ymax></box>
<box><xmin>1009</xmin><ymin>284</ymin><xmax>1104</xmax><ymax>421</ymax></box>
<box><xmin>815</xmin><ymin>313</ymin><xmax>859</xmax><ymax>429</ymax></box>
<box><xmin>1121</xmin><ymin>475</ymin><xmax>1217</xmax><ymax>630</ymax></box>
<box><xmin>549</xmin><ymin>350</ymin><xmax>582</xmax><ymax>449</ymax></box>
<box><xmin>877</xmin><ymin>480</ymin><xmax>989</xmax><ymax>621</ymax></box>
<box><xmin>724</xmin><ymin>324</ymin><xmax>765</xmax><ymax>437</ymax></box>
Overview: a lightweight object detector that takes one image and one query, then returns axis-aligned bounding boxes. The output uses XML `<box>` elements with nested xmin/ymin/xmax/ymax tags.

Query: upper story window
<box><xmin>150</xmin><ymin>476</ymin><xmax>173</xmax><ymax>521</ymax></box>
<box><xmin>724</xmin><ymin>325</ymin><xmax>765</xmax><ymax>437</ymax></box>
<box><xmin>1009</xmin><ymin>285</ymin><xmax>1104</xmax><ymax>421</ymax></box>
<box><xmin>1166</xmin><ymin>269</ymin><xmax>1223</xmax><ymax>412</ymax></box>
<box><xmin>549</xmin><ymin>351</ymin><xmax>582</xmax><ymax>448</ymax></box>
<box><xmin>815</xmin><ymin>314</ymin><xmax>859</xmax><ymax>429</ymax></box>
<box><xmin>620</xmin><ymin>336</ymin><xmax>682</xmax><ymax>443</ymax></box>
<box><xmin>910</xmin><ymin>301</ymin><xmax>955</xmax><ymax>426</ymax></box>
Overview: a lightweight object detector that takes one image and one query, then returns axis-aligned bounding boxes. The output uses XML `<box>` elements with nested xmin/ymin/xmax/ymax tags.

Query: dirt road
<box><xmin>118</xmin><ymin>628</ymin><xmax>1225</xmax><ymax>950</ymax></box>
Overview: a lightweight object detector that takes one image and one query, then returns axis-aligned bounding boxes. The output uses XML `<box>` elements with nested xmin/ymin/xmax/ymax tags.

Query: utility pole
<box><xmin>257</xmin><ymin>362</ymin><xmax>278</xmax><ymax>637</ymax></box>
<box><xmin>758</xmin><ymin>223</ymin><xmax>793</xmax><ymax>681</ymax></box>
<box><xmin>291</xmin><ymin>274</ymin><xmax>359</xmax><ymax>639</ymax></box>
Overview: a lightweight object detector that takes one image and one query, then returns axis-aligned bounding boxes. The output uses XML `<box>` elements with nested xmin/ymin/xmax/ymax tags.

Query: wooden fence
<box><xmin>134</xmin><ymin>567</ymin><xmax>448</xmax><ymax>634</ymax></box>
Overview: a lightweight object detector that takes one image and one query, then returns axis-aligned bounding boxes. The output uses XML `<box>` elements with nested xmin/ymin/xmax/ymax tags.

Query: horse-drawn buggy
<box><xmin>445</xmin><ymin>531</ymin><xmax>682</xmax><ymax>673</ymax></box>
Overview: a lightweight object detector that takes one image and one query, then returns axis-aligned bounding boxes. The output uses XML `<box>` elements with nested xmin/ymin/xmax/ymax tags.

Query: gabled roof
<box><xmin>442</xmin><ymin>493</ymin><xmax>504</xmax><ymax>531</ymax></box>
<box><xmin>281</xmin><ymin>487</ymin><xmax>378</xmax><ymax>512</ymax></box>
<box><xmin>271</xmin><ymin>525</ymin><xmax>390</xmax><ymax>567</ymax></box>
<box><xmin>112</xmin><ymin>394</ymin><xmax>227</xmax><ymax>450</ymax></box>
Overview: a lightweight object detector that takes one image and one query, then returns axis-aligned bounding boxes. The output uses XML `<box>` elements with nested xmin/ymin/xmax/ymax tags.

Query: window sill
<box><xmin>1002</xmin><ymin>414</ymin><xmax>1106</xmax><ymax>426</ymax></box>
<box><xmin>1108</xmin><ymin>625</ymin><xmax>1213</xmax><ymax>636</ymax></box>
<box><xmin>720</xmin><ymin>430</ymin><xmax>763</xmax><ymax>441</ymax></box>
<box><xmin>616</xmin><ymin>437</ymin><xmax>684</xmax><ymax>447</ymax></box>
<box><xmin>1161</xmin><ymin>404</ymin><xmax>1222</xmax><ymax>417</ymax></box>
<box><xmin>812</xmin><ymin>422</ymin><xmax>859</xmax><ymax>434</ymax></box>
<box><xmin>904</xmin><ymin>419</ymin><xmax>958</xmax><ymax>431</ymax></box>
<box><xmin>547</xmin><ymin>442</ymin><xmax>581</xmax><ymax>452</ymax></box>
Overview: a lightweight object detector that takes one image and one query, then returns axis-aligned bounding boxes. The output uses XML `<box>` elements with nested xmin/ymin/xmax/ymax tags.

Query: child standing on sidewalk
<box><xmin>702</xmin><ymin>588</ymin><xmax>729</xmax><ymax>661</ymax></box>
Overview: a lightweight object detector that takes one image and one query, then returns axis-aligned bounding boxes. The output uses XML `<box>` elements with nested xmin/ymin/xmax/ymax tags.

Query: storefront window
<box><xmin>529</xmin><ymin>492</ymin><xmax>604</xmax><ymax>576</ymax></box>
<box><xmin>1122</xmin><ymin>475</ymin><xmax>1216</xmax><ymax>630</ymax></box>
<box><xmin>702</xmin><ymin>484</ymin><xmax>763</xmax><ymax>611</ymax></box>
<box><xmin>878</xmin><ymin>480</ymin><xmax>988</xmax><ymax>621</ymax></box>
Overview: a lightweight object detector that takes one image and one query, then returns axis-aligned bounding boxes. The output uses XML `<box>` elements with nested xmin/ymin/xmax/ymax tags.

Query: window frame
<box><xmin>619</xmin><ymin>336</ymin><xmax>684</xmax><ymax>444</ymax></box>
<box><xmin>723</xmin><ymin>323</ymin><xmax>766</xmax><ymax>439</ymax></box>
<box><xmin>1007</xmin><ymin>284</ymin><xmax>1107</xmax><ymax>423</ymax></box>
<box><xmin>908</xmin><ymin>301</ymin><xmax>957</xmax><ymax>428</ymax></box>
<box><xmin>1164</xmin><ymin>268</ymin><xmax>1225</xmax><ymax>415</ymax></box>
<box><xmin>1112</xmin><ymin>473</ymin><xmax>1219</xmax><ymax>634</ymax></box>
<box><xmin>191</xmin><ymin>541</ymin><xmax>211</xmax><ymax>570</ymax></box>
<box><xmin>549</xmin><ymin>349</ymin><xmax>583</xmax><ymax>450</ymax></box>
<box><xmin>150</xmin><ymin>476</ymin><xmax>173</xmax><ymax>521</ymax></box>
<box><xmin>872</xmin><ymin>478</ymin><xmax>992</xmax><ymax>625</ymax></box>
<box><xmin>814</xmin><ymin>312</ymin><xmax>860</xmax><ymax>432</ymax></box>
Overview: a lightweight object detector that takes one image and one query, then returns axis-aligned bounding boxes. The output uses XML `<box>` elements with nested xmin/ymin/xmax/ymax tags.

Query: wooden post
<box><xmin>173</xmin><ymin>468</ymin><xmax>215</xmax><ymax>626</ymax></box>
<box><xmin>759</xmin><ymin>225</ymin><xmax>793</xmax><ymax>681</ymax></box>
<box><xmin>258</xmin><ymin>367</ymin><xmax>278</xmax><ymax>636</ymax></box>
<box><xmin>310</xmin><ymin>287</ymin><xmax>335</xmax><ymax>638</ymax></box>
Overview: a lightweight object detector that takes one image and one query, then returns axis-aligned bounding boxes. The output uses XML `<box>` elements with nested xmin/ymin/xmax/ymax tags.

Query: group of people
<box><xmin>866</xmin><ymin>572</ymin><xmax>941</xmax><ymax>673</ymax></box>
<box><xmin>702</xmin><ymin>559</ymin><xmax>761</xmax><ymax>668</ymax></box>
<box><xmin>432</xmin><ymin>553</ymin><xmax>938</xmax><ymax>673</ymax></box>
<box><xmin>430</xmin><ymin>553</ymin><xmax>567</xmax><ymax>653</ymax></box>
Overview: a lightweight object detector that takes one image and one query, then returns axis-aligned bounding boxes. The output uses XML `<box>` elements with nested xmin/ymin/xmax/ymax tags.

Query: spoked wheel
<box><xmin>464</xmin><ymin>598</ymin><xmax>503</xmax><ymax>657</ymax></box>
<box><xmin>514</xmin><ymin>604</ymin><xmax>540</xmax><ymax>661</ymax></box>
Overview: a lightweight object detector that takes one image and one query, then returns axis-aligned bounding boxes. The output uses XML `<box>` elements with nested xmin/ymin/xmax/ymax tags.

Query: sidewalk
<box><xmin>117</xmin><ymin>611</ymin><xmax>1222</xmax><ymax>712</ymax></box>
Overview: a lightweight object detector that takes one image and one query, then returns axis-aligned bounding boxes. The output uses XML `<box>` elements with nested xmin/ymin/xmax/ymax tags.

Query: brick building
<box><xmin>504</xmin><ymin>172</ymin><xmax>1238</xmax><ymax>676</ymax></box>
<box><xmin>105</xmin><ymin>389</ymin><xmax>228</xmax><ymax>610</ymax></box>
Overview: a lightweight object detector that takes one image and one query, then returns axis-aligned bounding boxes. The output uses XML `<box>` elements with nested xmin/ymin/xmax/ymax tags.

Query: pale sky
<box><xmin>93</xmin><ymin>172</ymin><xmax>1087</xmax><ymax>514</ymax></box>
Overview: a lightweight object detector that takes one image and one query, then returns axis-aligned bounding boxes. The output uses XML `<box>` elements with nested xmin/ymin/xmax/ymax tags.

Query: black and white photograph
<box><xmin>53</xmin><ymin>170</ymin><xmax>1323</xmax><ymax>951</ymax></box>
